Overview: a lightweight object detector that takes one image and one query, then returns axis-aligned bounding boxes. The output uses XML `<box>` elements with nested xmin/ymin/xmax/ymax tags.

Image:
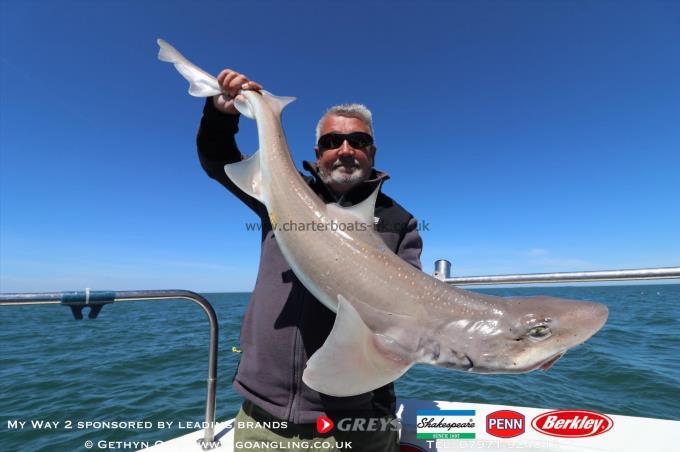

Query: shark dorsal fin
<box><xmin>330</xmin><ymin>183</ymin><xmax>380</xmax><ymax>225</ymax></box>
<box><xmin>236</xmin><ymin>90</ymin><xmax>296</xmax><ymax>120</ymax></box>
<box><xmin>261</xmin><ymin>90</ymin><xmax>296</xmax><ymax>116</ymax></box>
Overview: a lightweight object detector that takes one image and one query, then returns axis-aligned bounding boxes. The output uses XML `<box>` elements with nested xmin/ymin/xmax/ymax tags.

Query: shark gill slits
<box><xmin>431</xmin><ymin>343</ymin><xmax>441</xmax><ymax>361</ymax></box>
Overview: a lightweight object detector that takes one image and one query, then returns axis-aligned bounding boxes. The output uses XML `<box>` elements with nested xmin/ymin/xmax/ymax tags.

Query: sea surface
<box><xmin>1</xmin><ymin>284</ymin><xmax>678</xmax><ymax>451</ymax></box>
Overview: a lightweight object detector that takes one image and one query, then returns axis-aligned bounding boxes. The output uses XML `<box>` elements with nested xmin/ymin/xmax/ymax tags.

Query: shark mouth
<box><xmin>539</xmin><ymin>352</ymin><xmax>566</xmax><ymax>371</ymax></box>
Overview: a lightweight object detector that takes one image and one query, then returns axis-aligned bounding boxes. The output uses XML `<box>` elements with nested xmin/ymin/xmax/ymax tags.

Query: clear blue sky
<box><xmin>1</xmin><ymin>0</ymin><xmax>678</xmax><ymax>292</ymax></box>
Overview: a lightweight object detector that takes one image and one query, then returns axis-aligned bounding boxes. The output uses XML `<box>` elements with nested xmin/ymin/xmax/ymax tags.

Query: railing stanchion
<box><xmin>0</xmin><ymin>289</ymin><xmax>220</xmax><ymax>449</ymax></box>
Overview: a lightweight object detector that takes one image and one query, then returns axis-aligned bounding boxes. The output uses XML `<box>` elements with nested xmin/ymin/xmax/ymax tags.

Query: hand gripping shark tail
<box><xmin>156</xmin><ymin>38</ymin><xmax>295</xmax><ymax>120</ymax></box>
<box><xmin>157</xmin><ymin>38</ymin><xmax>295</xmax><ymax>203</ymax></box>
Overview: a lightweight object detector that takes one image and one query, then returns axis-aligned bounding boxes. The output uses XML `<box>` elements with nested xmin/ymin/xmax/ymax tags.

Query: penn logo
<box><xmin>486</xmin><ymin>410</ymin><xmax>525</xmax><ymax>438</ymax></box>
<box><xmin>316</xmin><ymin>415</ymin><xmax>334</xmax><ymax>434</ymax></box>
<box><xmin>532</xmin><ymin>410</ymin><xmax>613</xmax><ymax>438</ymax></box>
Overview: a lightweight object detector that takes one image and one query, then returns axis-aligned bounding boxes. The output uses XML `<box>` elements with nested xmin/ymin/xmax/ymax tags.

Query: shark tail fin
<box><xmin>233</xmin><ymin>96</ymin><xmax>255</xmax><ymax>119</ymax></box>
<box><xmin>302</xmin><ymin>295</ymin><xmax>413</xmax><ymax>397</ymax></box>
<box><xmin>157</xmin><ymin>38</ymin><xmax>221</xmax><ymax>97</ymax></box>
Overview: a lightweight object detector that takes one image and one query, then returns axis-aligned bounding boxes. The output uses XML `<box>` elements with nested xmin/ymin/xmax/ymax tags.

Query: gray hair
<box><xmin>315</xmin><ymin>103</ymin><xmax>374</xmax><ymax>144</ymax></box>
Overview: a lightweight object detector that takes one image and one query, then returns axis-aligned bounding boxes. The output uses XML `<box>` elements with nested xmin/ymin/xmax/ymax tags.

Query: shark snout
<box><xmin>532</xmin><ymin>296</ymin><xmax>609</xmax><ymax>341</ymax></box>
<box><xmin>467</xmin><ymin>296</ymin><xmax>610</xmax><ymax>374</ymax></box>
<box><xmin>593</xmin><ymin>302</ymin><xmax>609</xmax><ymax>330</ymax></box>
<box><xmin>572</xmin><ymin>300</ymin><xmax>609</xmax><ymax>339</ymax></box>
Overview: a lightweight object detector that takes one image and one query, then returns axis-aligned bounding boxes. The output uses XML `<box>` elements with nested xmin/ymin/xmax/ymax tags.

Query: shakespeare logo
<box><xmin>416</xmin><ymin>410</ymin><xmax>476</xmax><ymax>440</ymax></box>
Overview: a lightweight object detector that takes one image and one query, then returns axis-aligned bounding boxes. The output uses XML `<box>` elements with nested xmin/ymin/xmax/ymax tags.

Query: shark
<box><xmin>158</xmin><ymin>39</ymin><xmax>609</xmax><ymax>397</ymax></box>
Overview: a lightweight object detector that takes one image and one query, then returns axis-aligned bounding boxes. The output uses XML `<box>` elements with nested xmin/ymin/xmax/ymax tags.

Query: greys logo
<box><xmin>336</xmin><ymin>417</ymin><xmax>401</xmax><ymax>432</ymax></box>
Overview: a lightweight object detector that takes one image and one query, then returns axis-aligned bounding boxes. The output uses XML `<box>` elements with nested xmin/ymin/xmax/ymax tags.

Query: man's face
<box><xmin>315</xmin><ymin>115</ymin><xmax>375</xmax><ymax>194</ymax></box>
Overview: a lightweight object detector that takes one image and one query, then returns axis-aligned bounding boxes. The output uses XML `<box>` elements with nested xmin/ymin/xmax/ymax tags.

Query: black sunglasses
<box><xmin>317</xmin><ymin>132</ymin><xmax>374</xmax><ymax>152</ymax></box>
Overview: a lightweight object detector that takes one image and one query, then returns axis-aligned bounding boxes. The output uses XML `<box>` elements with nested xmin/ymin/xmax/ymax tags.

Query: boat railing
<box><xmin>2</xmin><ymin>265</ymin><xmax>679</xmax><ymax>449</ymax></box>
<box><xmin>433</xmin><ymin>261</ymin><xmax>680</xmax><ymax>285</ymax></box>
<box><xmin>0</xmin><ymin>289</ymin><xmax>220</xmax><ymax>450</ymax></box>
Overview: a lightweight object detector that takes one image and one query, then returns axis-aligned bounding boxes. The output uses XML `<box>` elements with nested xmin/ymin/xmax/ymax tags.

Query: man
<box><xmin>196</xmin><ymin>69</ymin><xmax>423</xmax><ymax>451</ymax></box>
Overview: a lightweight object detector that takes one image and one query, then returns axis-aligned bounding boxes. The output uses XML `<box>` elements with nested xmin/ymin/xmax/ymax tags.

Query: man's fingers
<box><xmin>216</xmin><ymin>69</ymin><xmax>234</xmax><ymax>86</ymax></box>
<box><xmin>228</xmin><ymin>75</ymin><xmax>248</xmax><ymax>95</ymax></box>
<box><xmin>222</xmin><ymin>72</ymin><xmax>240</xmax><ymax>96</ymax></box>
<box><xmin>216</xmin><ymin>68</ymin><xmax>264</xmax><ymax>96</ymax></box>
<box><xmin>242</xmin><ymin>81</ymin><xmax>263</xmax><ymax>91</ymax></box>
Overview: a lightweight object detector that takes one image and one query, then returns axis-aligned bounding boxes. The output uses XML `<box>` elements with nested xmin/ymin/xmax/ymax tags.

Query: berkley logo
<box><xmin>486</xmin><ymin>410</ymin><xmax>525</xmax><ymax>438</ymax></box>
<box><xmin>532</xmin><ymin>410</ymin><xmax>613</xmax><ymax>438</ymax></box>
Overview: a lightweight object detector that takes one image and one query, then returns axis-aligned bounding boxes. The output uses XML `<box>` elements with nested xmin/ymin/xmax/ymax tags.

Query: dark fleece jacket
<box><xmin>196</xmin><ymin>99</ymin><xmax>423</xmax><ymax>424</ymax></box>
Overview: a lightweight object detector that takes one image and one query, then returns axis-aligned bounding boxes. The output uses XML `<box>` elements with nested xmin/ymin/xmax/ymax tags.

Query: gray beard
<box><xmin>318</xmin><ymin>159</ymin><xmax>368</xmax><ymax>190</ymax></box>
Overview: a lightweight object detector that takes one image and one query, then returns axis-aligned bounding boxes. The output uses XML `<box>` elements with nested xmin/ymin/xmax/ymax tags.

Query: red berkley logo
<box><xmin>532</xmin><ymin>410</ymin><xmax>613</xmax><ymax>438</ymax></box>
<box><xmin>316</xmin><ymin>415</ymin><xmax>334</xmax><ymax>434</ymax></box>
<box><xmin>486</xmin><ymin>410</ymin><xmax>525</xmax><ymax>438</ymax></box>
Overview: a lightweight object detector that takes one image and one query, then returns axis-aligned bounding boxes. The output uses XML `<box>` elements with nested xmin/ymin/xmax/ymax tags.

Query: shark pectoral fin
<box><xmin>302</xmin><ymin>295</ymin><xmax>413</xmax><ymax>397</ymax></box>
<box><xmin>327</xmin><ymin>183</ymin><xmax>381</xmax><ymax>225</ymax></box>
<box><xmin>156</xmin><ymin>39</ymin><xmax>221</xmax><ymax>97</ymax></box>
<box><xmin>224</xmin><ymin>151</ymin><xmax>264</xmax><ymax>201</ymax></box>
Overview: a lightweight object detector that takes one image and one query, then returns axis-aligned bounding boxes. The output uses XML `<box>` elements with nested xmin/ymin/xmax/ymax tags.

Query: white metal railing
<box><xmin>433</xmin><ymin>261</ymin><xmax>680</xmax><ymax>285</ymax></box>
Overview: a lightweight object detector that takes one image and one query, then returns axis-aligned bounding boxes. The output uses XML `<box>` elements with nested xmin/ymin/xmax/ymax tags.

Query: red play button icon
<box><xmin>316</xmin><ymin>415</ymin><xmax>334</xmax><ymax>434</ymax></box>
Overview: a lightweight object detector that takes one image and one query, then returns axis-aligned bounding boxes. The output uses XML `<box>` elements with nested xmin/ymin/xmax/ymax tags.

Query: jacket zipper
<box><xmin>286</xmin><ymin>284</ymin><xmax>305</xmax><ymax>423</ymax></box>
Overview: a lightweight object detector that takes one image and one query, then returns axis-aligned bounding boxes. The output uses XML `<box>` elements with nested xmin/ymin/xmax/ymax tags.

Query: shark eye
<box><xmin>527</xmin><ymin>325</ymin><xmax>552</xmax><ymax>340</ymax></box>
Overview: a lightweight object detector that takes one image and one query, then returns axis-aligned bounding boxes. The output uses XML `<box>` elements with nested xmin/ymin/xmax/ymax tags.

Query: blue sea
<box><xmin>1</xmin><ymin>284</ymin><xmax>678</xmax><ymax>451</ymax></box>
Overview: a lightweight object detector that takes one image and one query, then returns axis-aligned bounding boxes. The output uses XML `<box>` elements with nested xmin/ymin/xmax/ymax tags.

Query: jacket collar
<box><xmin>302</xmin><ymin>160</ymin><xmax>390</xmax><ymax>206</ymax></box>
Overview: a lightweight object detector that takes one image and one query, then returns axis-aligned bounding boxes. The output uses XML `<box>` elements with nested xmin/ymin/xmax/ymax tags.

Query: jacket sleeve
<box><xmin>196</xmin><ymin>98</ymin><xmax>263</xmax><ymax>214</ymax></box>
<box><xmin>396</xmin><ymin>216</ymin><xmax>423</xmax><ymax>270</ymax></box>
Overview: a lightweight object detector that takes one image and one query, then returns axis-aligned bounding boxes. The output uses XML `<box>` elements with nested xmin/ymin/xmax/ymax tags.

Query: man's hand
<box><xmin>213</xmin><ymin>69</ymin><xmax>263</xmax><ymax>115</ymax></box>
